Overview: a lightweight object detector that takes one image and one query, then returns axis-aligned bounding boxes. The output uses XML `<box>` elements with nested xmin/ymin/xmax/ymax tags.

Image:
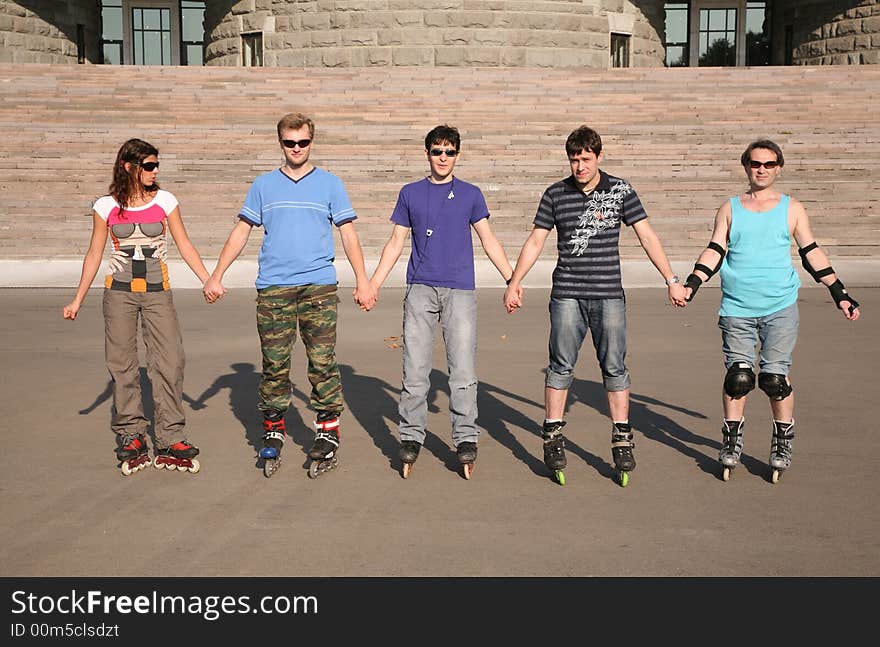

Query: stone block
<box><xmin>377</xmin><ymin>29</ymin><xmax>404</xmax><ymax>45</ymax></box>
<box><xmin>389</xmin><ymin>0</ymin><xmax>461</xmax><ymax>9</ymax></box>
<box><xmin>275</xmin><ymin>50</ymin><xmax>308</xmax><ymax>66</ymax></box>
<box><xmin>863</xmin><ymin>15</ymin><xmax>880</xmax><ymax>33</ymax></box>
<box><xmin>231</xmin><ymin>0</ymin><xmax>256</xmax><ymax>15</ymax></box>
<box><xmin>434</xmin><ymin>46</ymin><xmax>466</xmax><ymax>66</ymax></box>
<box><xmin>391</xmin><ymin>46</ymin><xmax>433</xmax><ymax>65</ymax></box>
<box><xmin>365</xmin><ymin>46</ymin><xmax>392</xmax><ymax>65</ymax></box>
<box><xmin>341</xmin><ymin>29</ymin><xmax>378</xmax><ymax>46</ymax></box>
<box><xmin>835</xmin><ymin>19</ymin><xmax>861</xmax><ymax>36</ymax></box>
<box><xmin>500</xmin><ymin>47</ymin><xmax>526</xmax><ymax>66</ymax></box>
<box><xmin>463</xmin><ymin>46</ymin><xmax>500</xmax><ymax>66</ymax></box>
<box><xmin>860</xmin><ymin>49</ymin><xmax>880</xmax><ymax>63</ymax></box>
<box><xmin>825</xmin><ymin>36</ymin><xmax>855</xmax><ymax>53</ymax></box>
<box><xmin>302</xmin><ymin>13</ymin><xmax>332</xmax><ymax>30</ymax></box>
<box><xmin>310</xmin><ymin>30</ymin><xmax>340</xmax><ymax>47</ymax></box>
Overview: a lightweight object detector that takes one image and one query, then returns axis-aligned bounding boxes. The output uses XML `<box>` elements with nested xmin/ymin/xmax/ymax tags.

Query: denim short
<box><xmin>718</xmin><ymin>302</ymin><xmax>799</xmax><ymax>376</ymax></box>
<box><xmin>546</xmin><ymin>297</ymin><xmax>630</xmax><ymax>392</ymax></box>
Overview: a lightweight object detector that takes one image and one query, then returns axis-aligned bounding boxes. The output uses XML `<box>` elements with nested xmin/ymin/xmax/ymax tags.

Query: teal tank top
<box><xmin>719</xmin><ymin>194</ymin><xmax>800</xmax><ymax>317</ymax></box>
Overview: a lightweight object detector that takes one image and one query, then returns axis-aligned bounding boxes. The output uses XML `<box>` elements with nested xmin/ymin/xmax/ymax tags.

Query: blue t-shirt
<box><xmin>239</xmin><ymin>167</ymin><xmax>356</xmax><ymax>288</ymax></box>
<box><xmin>390</xmin><ymin>177</ymin><xmax>489</xmax><ymax>290</ymax></box>
<box><xmin>719</xmin><ymin>194</ymin><xmax>800</xmax><ymax>317</ymax></box>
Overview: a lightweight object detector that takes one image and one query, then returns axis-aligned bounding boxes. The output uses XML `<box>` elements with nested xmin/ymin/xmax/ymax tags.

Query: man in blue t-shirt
<box><xmin>370</xmin><ymin>124</ymin><xmax>513</xmax><ymax>479</ymax></box>
<box><xmin>503</xmin><ymin>125</ymin><xmax>687</xmax><ymax>487</ymax></box>
<box><xmin>683</xmin><ymin>139</ymin><xmax>861</xmax><ymax>484</ymax></box>
<box><xmin>204</xmin><ymin>112</ymin><xmax>375</xmax><ymax>478</ymax></box>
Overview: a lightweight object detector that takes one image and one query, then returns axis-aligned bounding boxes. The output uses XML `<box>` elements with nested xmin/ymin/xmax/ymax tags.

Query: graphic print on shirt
<box><xmin>94</xmin><ymin>190</ymin><xmax>177</xmax><ymax>292</ymax></box>
<box><xmin>569</xmin><ymin>181</ymin><xmax>633</xmax><ymax>256</ymax></box>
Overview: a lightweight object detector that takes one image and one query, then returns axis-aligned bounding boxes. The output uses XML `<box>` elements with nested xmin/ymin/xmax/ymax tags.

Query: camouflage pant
<box><xmin>256</xmin><ymin>284</ymin><xmax>342</xmax><ymax>415</ymax></box>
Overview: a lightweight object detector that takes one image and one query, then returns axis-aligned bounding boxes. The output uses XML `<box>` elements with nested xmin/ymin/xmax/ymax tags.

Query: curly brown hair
<box><xmin>109</xmin><ymin>138</ymin><xmax>160</xmax><ymax>220</ymax></box>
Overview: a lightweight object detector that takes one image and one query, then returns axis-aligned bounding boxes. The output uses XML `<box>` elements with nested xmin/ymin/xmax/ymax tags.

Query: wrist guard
<box><xmin>828</xmin><ymin>279</ymin><xmax>859</xmax><ymax>315</ymax></box>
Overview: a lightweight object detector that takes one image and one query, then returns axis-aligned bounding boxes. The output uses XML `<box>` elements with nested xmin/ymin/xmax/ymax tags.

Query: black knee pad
<box><xmin>758</xmin><ymin>373</ymin><xmax>793</xmax><ymax>400</ymax></box>
<box><xmin>724</xmin><ymin>363</ymin><xmax>755</xmax><ymax>399</ymax></box>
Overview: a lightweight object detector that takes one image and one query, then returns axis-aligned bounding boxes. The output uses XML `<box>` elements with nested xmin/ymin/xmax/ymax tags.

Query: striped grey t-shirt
<box><xmin>534</xmin><ymin>171</ymin><xmax>647</xmax><ymax>299</ymax></box>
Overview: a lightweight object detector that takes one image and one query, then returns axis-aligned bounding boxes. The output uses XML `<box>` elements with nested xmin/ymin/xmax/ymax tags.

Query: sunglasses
<box><xmin>138</xmin><ymin>161</ymin><xmax>159</xmax><ymax>171</ymax></box>
<box><xmin>281</xmin><ymin>139</ymin><xmax>312</xmax><ymax>149</ymax></box>
<box><xmin>429</xmin><ymin>148</ymin><xmax>458</xmax><ymax>157</ymax></box>
<box><xmin>748</xmin><ymin>160</ymin><xmax>779</xmax><ymax>169</ymax></box>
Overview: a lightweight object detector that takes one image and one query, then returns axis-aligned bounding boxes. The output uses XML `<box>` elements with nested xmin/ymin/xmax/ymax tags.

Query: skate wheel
<box><xmin>263</xmin><ymin>458</ymin><xmax>280</xmax><ymax>478</ymax></box>
<box><xmin>308</xmin><ymin>461</ymin><xmax>320</xmax><ymax>479</ymax></box>
<box><xmin>402</xmin><ymin>462</ymin><xmax>412</xmax><ymax>479</ymax></box>
<box><xmin>463</xmin><ymin>463</ymin><xmax>474</xmax><ymax>480</ymax></box>
<box><xmin>618</xmin><ymin>471</ymin><xmax>629</xmax><ymax>487</ymax></box>
<box><xmin>121</xmin><ymin>461</ymin><xmax>133</xmax><ymax>476</ymax></box>
<box><xmin>188</xmin><ymin>459</ymin><xmax>200</xmax><ymax>474</ymax></box>
<box><xmin>722</xmin><ymin>467</ymin><xmax>731</xmax><ymax>482</ymax></box>
<box><xmin>771</xmin><ymin>469</ymin><xmax>780</xmax><ymax>484</ymax></box>
<box><xmin>153</xmin><ymin>458</ymin><xmax>165</xmax><ymax>470</ymax></box>
<box><xmin>555</xmin><ymin>470</ymin><xmax>566</xmax><ymax>486</ymax></box>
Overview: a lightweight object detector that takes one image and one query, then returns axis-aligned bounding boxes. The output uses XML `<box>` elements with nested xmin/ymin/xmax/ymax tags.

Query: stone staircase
<box><xmin>1</xmin><ymin>64</ymin><xmax>878</xmax><ymax>266</ymax></box>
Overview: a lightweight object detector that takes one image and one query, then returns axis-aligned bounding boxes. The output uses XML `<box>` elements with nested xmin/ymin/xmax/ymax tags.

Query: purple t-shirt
<box><xmin>391</xmin><ymin>177</ymin><xmax>489</xmax><ymax>290</ymax></box>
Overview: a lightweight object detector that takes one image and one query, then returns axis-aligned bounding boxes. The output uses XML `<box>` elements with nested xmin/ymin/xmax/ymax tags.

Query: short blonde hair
<box><xmin>277</xmin><ymin>113</ymin><xmax>315</xmax><ymax>139</ymax></box>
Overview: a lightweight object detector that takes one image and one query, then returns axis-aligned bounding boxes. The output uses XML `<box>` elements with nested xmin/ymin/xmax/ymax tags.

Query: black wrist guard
<box><xmin>828</xmin><ymin>279</ymin><xmax>859</xmax><ymax>314</ymax></box>
<box><xmin>684</xmin><ymin>273</ymin><xmax>703</xmax><ymax>302</ymax></box>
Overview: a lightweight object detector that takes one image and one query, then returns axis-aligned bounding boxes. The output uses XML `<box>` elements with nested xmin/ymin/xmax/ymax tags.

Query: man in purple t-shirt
<box><xmin>370</xmin><ymin>124</ymin><xmax>513</xmax><ymax>479</ymax></box>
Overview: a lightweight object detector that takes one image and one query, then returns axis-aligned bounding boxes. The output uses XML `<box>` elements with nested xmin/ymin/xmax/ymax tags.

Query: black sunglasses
<box><xmin>281</xmin><ymin>139</ymin><xmax>312</xmax><ymax>149</ymax></box>
<box><xmin>138</xmin><ymin>161</ymin><xmax>159</xmax><ymax>171</ymax></box>
<box><xmin>429</xmin><ymin>148</ymin><xmax>458</xmax><ymax>157</ymax></box>
<box><xmin>749</xmin><ymin>160</ymin><xmax>779</xmax><ymax>169</ymax></box>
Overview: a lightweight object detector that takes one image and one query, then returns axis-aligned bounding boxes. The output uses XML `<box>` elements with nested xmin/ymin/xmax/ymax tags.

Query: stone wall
<box><xmin>204</xmin><ymin>0</ymin><xmax>665</xmax><ymax>68</ymax></box>
<box><xmin>774</xmin><ymin>0</ymin><xmax>880</xmax><ymax>65</ymax></box>
<box><xmin>0</xmin><ymin>0</ymin><xmax>100</xmax><ymax>64</ymax></box>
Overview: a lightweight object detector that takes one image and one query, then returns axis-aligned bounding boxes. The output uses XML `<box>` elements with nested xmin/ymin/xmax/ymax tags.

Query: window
<box><xmin>746</xmin><ymin>1</ymin><xmax>771</xmax><ymax>66</ymax></box>
<box><xmin>699</xmin><ymin>7</ymin><xmax>737</xmax><ymax>66</ymax></box>
<box><xmin>180</xmin><ymin>1</ymin><xmax>205</xmax><ymax>66</ymax></box>
<box><xmin>100</xmin><ymin>0</ymin><xmax>123</xmax><ymax>64</ymax></box>
<box><xmin>242</xmin><ymin>33</ymin><xmax>263</xmax><ymax>67</ymax></box>
<box><xmin>610</xmin><ymin>33</ymin><xmax>631</xmax><ymax>68</ymax></box>
<box><xmin>132</xmin><ymin>6</ymin><xmax>172</xmax><ymax>65</ymax></box>
<box><xmin>784</xmin><ymin>24</ymin><xmax>793</xmax><ymax>65</ymax></box>
<box><xmin>76</xmin><ymin>24</ymin><xmax>85</xmax><ymax>64</ymax></box>
<box><xmin>664</xmin><ymin>2</ymin><xmax>690</xmax><ymax>67</ymax></box>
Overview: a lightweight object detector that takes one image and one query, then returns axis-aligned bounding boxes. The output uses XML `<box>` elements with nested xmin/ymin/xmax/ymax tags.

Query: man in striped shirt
<box><xmin>504</xmin><ymin>125</ymin><xmax>686</xmax><ymax>484</ymax></box>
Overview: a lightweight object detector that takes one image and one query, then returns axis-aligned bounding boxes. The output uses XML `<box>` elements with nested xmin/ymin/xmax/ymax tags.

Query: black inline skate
<box><xmin>542</xmin><ymin>420</ymin><xmax>567</xmax><ymax>485</ymax></box>
<box><xmin>116</xmin><ymin>434</ymin><xmax>151</xmax><ymax>476</ymax></box>
<box><xmin>154</xmin><ymin>440</ymin><xmax>200</xmax><ymax>474</ymax></box>
<box><xmin>611</xmin><ymin>422</ymin><xmax>636</xmax><ymax>487</ymax></box>
<box><xmin>719</xmin><ymin>418</ymin><xmax>745</xmax><ymax>482</ymax></box>
<box><xmin>307</xmin><ymin>411</ymin><xmax>340</xmax><ymax>479</ymax></box>
<box><xmin>399</xmin><ymin>440</ymin><xmax>421</xmax><ymax>479</ymax></box>
<box><xmin>259</xmin><ymin>410</ymin><xmax>286</xmax><ymax>478</ymax></box>
<box><xmin>456</xmin><ymin>441</ymin><xmax>478</xmax><ymax>480</ymax></box>
<box><xmin>769</xmin><ymin>419</ymin><xmax>795</xmax><ymax>484</ymax></box>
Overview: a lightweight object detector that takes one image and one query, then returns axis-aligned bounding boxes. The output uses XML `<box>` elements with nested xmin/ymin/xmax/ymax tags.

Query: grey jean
<box><xmin>103</xmin><ymin>289</ymin><xmax>186</xmax><ymax>448</ymax></box>
<box><xmin>398</xmin><ymin>284</ymin><xmax>478</xmax><ymax>446</ymax></box>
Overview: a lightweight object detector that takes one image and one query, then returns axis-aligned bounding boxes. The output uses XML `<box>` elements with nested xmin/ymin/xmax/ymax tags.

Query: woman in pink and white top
<box><xmin>63</xmin><ymin>138</ymin><xmax>214</xmax><ymax>475</ymax></box>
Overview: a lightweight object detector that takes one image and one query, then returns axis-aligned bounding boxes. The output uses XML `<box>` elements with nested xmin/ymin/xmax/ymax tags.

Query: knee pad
<box><xmin>723</xmin><ymin>363</ymin><xmax>755</xmax><ymax>399</ymax></box>
<box><xmin>758</xmin><ymin>373</ymin><xmax>793</xmax><ymax>400</ymax></box>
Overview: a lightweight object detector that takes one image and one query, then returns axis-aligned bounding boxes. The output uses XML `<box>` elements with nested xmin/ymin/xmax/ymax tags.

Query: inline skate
<box><xmin>611</xmin><ymin>422</ymin><xmax>636</xmax><ymax>487</ymax></box>
<box><xmin>542</xmin><ymin>420</ymin><xmax>567</xmax><ymax>485</ymax></box>
<box><xmin>154</xmin><ymin>440</ymin><xmax>200</xmax><ymax>474</ymax></box>
<box><xmin>116</xmin><ymin>434</ymin><xmax>151</xmax><ymax>476</ymax></box>
<box><xmin>307</xmin><ymin>411</ymin><xmax>340</xmax><ymax>479</ymax></box>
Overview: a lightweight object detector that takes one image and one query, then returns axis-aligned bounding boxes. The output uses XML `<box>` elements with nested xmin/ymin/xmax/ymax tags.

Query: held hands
<box><xmin>353</xmin><ymin>280</ymin><xmax>377</xmax><ymax>312</ymax></box>
<box><xmin>668</xmin><ymin>282</ymin><xmax>688</xmax><ymax>308</ymax></box>
<box><xmin>202</xmin><ymin>276</ymin><xmax>226</xmax><ymax>304</ymax></box>
<box><xmin>503</xmin><ymin>282</ymin><xmax>523</xmax><ymax>313</ymax></box>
